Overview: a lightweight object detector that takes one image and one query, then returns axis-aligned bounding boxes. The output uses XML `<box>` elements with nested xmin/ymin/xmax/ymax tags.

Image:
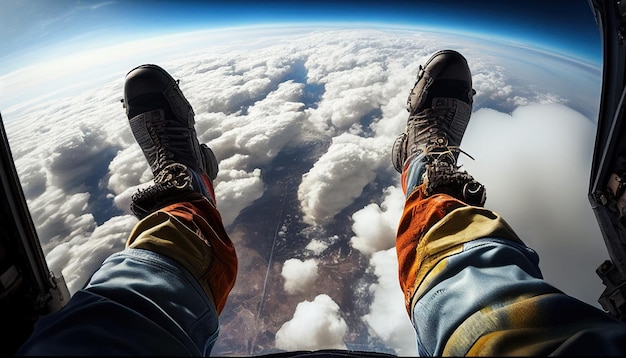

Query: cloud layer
<box><xmin>1</xmin><ymin>28</ymin><xmax>603</xmax><ymax>355</ymax></box>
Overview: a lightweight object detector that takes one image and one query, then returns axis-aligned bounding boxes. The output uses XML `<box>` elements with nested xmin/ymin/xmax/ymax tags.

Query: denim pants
<box><xmin>18</xmin><ymin>152</ymin><xmax>626</xmax><ymax>356</ymax></box>
<box><xmin>18</xmin><ymin>196</ymin><xmax>237</xmax><ymax>356</ymax></box>
<box><xmin>396</xmin><ymin>152</ymin><xmax>626</xmax><ymax>355</ymax></box>
<box><xmin>19</xmin><ymin>249</ymin><xmax>221</xmax><ymax>355</ymax></box>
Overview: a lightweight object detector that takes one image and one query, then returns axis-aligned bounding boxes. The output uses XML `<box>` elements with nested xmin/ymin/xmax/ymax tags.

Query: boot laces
<box><xmin>133</xmin><ymin>163</ymin><xmax>193</xmax><ymax>200</ymax></box>
<box><xmin>148</xmin><ymin>116</ymin><xmax>196</xmax><ymax>175</ymax></box>
<box><xmin>130</xmin><ymin>163</ymin><xmax>198</xmax><ymax>218</ymax></box>
<box><xmin>410</xmin><ymin>107</ymin><xmax>474</xmax><ymax>166</ymax></box>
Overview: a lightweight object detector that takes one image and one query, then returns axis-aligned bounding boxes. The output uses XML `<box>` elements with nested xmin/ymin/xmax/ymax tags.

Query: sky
<box><xmin>0</xmin><ymin>0</ymin><xmax>603</xmax><ymax>114</ymax></box>
<box><xmin>0</xmin><ymin>0</ymin><xmax>611</xmax><ymax>355</ymax></box>
<box><xmin>0</xmin><ymin>0</ymin><xmax>601</xmax><ymax>71</ymax></box>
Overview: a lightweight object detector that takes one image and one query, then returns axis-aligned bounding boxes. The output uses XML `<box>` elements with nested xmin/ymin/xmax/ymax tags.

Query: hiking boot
<box><xmin>123</xmin><ymin>64</ymin><xmax>219</xmax><ymax>218</ymax></box>
<box><xmin>392</xmin><ymin>50</ymin><xmax>486</xmax><ymax>205</ymax></box>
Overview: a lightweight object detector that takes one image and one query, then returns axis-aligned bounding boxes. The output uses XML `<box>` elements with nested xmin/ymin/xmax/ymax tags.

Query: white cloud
<box><xmin>27</xmin><ymin>187</ymin><xmax>95</xmax><ymax>247</ymax></box>
<box><xmin>298</xmin><ymin>133</ymin><xmax>388</xmax><ymax>225</ymax></box>
<box><xmin>363</xmin><ymin>249</ymin><xmax>418</xmax><ymax>356</ymax></box>
<box><xmin>306</xmin><ymin>239</ymin><xmax>329</xmax><ymax>255</ymax></box>
<box><xmin>45</xmin><ymin>129</ymin><xmax>105</xmax><ymax>188</ymax></box>
<box><xmin>281</xmin><ymin>258</ymin><xmax>319</xmax><ymax>294</ymax></box>
<box><xmin>14</xmin><ymin>156</ymin><xmax>47</xmax><ymax>199</ymax></box>
<box><xmin>106</xmin><ymin>145</ymin><xmax>149</xmax><ymax>196</ymax></box>
<box><xmin>46</xmin><ymin>215</ymin><xmax>136</xmax><ymax>294</ymax></box>
<box><xmin>198</xmin><ymin>80</ymin><xmax>308</xmax><ymax>168</ymax></box>
<box><xmin>308</xmin><ymin>62</ymin><xmax>387</xmax><ymax>131</ymax></box>
<box><xmin>45</xmin><ymin>242</ymin><xmax>71</xmax><ymax>278</ymax></box>
<box><xmin>460</xmin><ymin>103</ymin><xmax>606</xmax><ymax>305</ymax></box>
<box><xmin>275</xmin><ymin>294</ymin><xmax>348</xmax><ymax>351</ymax></box>
<box><xmin>350</xmin><ymin>186</ymin><xmax>404</xmax><ymax>255</ymax></box>
<box><xmin>214</xmin><ymin>168</ymin><xmax>265</xmax><ymax>227</ymax></box>
<box><xmin>472</xmin><ymin>66</ymin><xmax>514</xmax><ymax>103</ymax></box>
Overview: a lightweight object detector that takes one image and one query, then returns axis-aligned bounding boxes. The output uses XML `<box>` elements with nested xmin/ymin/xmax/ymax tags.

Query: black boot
<box><xmin>391</xmin><ymin>50</ymin><xmax>486</xmax><ymax>206</ymax></box>
<box><xmin>123</xmin><ymin>64</ymin><xmax>219</xmax><ymax>218</ymax></box>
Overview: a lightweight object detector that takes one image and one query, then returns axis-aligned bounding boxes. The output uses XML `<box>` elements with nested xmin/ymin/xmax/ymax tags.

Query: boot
<box><xmin>392</xmin><ymin>50</ymin><xmax>486</xmax><ymax>206</ymax></box>
<box><xmin>122</xmin><ymin>64</ymin><xmax>219</xmax><ymax>218</ymax></box>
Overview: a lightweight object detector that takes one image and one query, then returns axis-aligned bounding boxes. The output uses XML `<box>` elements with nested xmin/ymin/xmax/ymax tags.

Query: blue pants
<box><xmin>397</xmin><ymin>152</ymin><xmax>626</xmax><ymax>355</ymax></box>
<box><xmin>18</xmin><ymin>249</ymin><xmax>219</xmax><ymax>355</ymax></box>
<box><xmin>18</xmin><ymin>152</ymin><xmax>626</xmax><ymax>356</ymax></box>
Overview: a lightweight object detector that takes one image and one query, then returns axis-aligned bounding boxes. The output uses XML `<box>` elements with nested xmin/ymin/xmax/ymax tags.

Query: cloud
<box><xmin>363</xmin><ymin>249</ymin><xmax>417</xmax><ymax>356</ymax></box>
<box><xmin>214</xmin><ymin>168</ymin><xmax>265</xmax><ymax>227</ymax></box>
<box><xmin>350</xmin><ymin>186</ymin><xmax>404</xmax><ymax>255</ymax></box>
<box><xmin>45</xmin><ymin>128</ymin><xmax>110</xmax><ymax>189</ymax></box>
<box><xmin>204</xmin><ymin>80</ymin><xmax>307</xmax><ymax>167</ymax></box>
<box><xmin>281</xmin><ymin>258</ymin><xmax>319</xmax><ymax>294</ymax></box>
<box><xmin>298</xmin><ymin>133</ymin><xmax>388</xmax><ymax>225</ymax></box>
<box><xmin>106</xmin><ymin>145</ymin><xmax>150</xmax><ymax>196</ymax></box>
<box><xmin>460</xmin><ymin>103</ymin><xmax>605</xmax><ymax>304</ymax></box>
<box><xmin>46</xmin><ymin>215</ymin><xmax>137</xmax><ymax>294</ymax></box>
<box><xmin>15</xmin><ymin>156</ymin><xmax>48</xmax><ymax>199</ymax></box>
<box><xmin>305</xmin><ymin>238</ymin><xmax>330</xmax><ymax>255</ymax></box>
<box><xmin>26</xmin><ymin>186</ymin><xmax>95</xmax><ymax>248</ymax></box>
<box><xmin>472</xmin><ymin>65</ymin><xmax>514</xmax><ymax>104</ymax></box>
<box><xmin>307</xmin><ymin>62</ymin><xmax>387</xmax><ymax>131</ymax></box>
<box><xmin>275</xmin><ymin>294</ymin><xmax>348</xmax><ymax>351</ymax></box>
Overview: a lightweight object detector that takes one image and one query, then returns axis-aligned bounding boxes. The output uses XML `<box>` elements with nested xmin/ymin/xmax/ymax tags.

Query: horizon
<box><xmin>1</xmin><ymin>0</ymin><xmax>602</xmax><ymax>71</ymax></box>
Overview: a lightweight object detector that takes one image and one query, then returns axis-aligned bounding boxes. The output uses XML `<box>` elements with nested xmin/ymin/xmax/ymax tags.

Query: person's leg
<box><xmin>18</xmin><ymin>201</ymin><xmax>235</xmax><ymax>356</ymax></box>
<box><xmin>393</xmin><ymin>50</ymin><xmax>626</xmax><ymax>356</ymax></box>
<box><xmin>18</xmin><ymin>64</ymin><xmax>237</xmax><ymax>356</ymax></box>
<box><xmin>127</xmin><ymin>198</ymin><xmax>237</xmax><ymax>314</ymax></box>
<box><xmin>393</xmin><ymin>49</ymin><xmax>492</xmax><ymax>312</ymax></box>
<box><xmin>121</xmin><ymin>64</ymin><xmax>238</xmax><ymax>316</ymax></box>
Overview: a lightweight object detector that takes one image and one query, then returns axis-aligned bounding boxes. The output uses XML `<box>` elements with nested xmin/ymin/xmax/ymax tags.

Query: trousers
<box><xmin>18</xmin><ymin>153</ymin><xmax>626</xmax><ymax>356</ymax></box>
<box><xmin>18</xmin><ymin>198</ymin><xmax>238</xmax><ymax>356</ymax></box>
<box><xmin>396</xmin><ymin>153</ymin><xmax>626</xmax><ymax>355</ymax></box>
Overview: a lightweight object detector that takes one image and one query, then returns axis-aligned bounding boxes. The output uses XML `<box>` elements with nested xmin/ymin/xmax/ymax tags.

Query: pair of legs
<box><xmin>18</xmin><ymin>51</ymin><xmax>626</xmax><ymax>356</ymax></box>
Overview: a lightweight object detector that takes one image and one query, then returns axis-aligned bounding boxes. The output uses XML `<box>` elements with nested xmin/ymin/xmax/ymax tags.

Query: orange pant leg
<box><xmin>160</xmin><ymin>199</ymin><xmax>237</xmax><ymax>314</ymax></box>
<box><xmin>395</xmin><ymin>185</ymin><xmax>466</xmax><ymax>311</ymax></box>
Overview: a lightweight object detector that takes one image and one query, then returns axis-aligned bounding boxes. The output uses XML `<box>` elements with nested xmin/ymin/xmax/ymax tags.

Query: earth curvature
<box><xmin>2</xmin><ymin>25</ymin><xmax>604</xmax><ymax>356</ymax></box>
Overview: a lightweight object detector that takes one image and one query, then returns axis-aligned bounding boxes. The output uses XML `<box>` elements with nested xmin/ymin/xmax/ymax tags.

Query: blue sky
<box><xmin>0</xmin><ymin>0</ymin><xmax>602</xmax><ymax>73</ymax></box>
